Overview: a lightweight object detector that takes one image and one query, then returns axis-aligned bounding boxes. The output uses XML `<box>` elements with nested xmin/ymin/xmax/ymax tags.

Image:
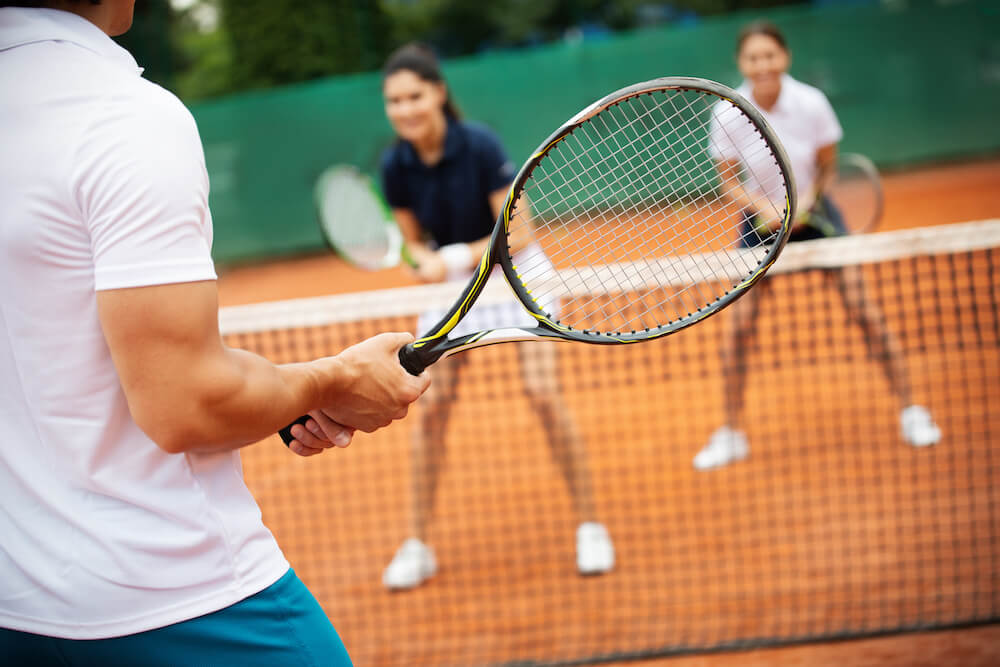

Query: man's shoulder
<box><xmin>119</xmin><ymin>76</ymin><xmax>196</xmax><ymax>129</ymax></box>
<box><xmin>82</xmin><ymin>74</ymin><xmax>202</xmax><ymax>155</ymax></box>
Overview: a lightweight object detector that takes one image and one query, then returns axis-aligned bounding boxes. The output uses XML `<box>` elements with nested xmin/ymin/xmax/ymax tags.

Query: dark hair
<box><xmin>382</xmin><ymin>42</ymin><xmax>461</xmax><ymax>120</ymax></box>
<box><xmin>736</xmin><ymin>20</ymin><xmax>789</xmax><ymax>55</ymax></box>
<box><xmin>0</xmin><ymin>1</ymin><xmax>101</xmax><ymax>6</ymax></box>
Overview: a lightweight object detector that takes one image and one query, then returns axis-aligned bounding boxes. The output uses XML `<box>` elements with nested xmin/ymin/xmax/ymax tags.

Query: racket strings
<box><xmin>322</xmin><ymin>168</ymin><xmax>397</xmax><ymax>269</ymax></box>
<box><xmin>519</xmin><ymin>99</ymin><xmax>776</xmax><ymax>292</ymax></box>
<box><xmin>516</xmin><ymin>111</ymin><xmax>736</xmax><ymax>328</ymax></box>
<box><xmin>709</xmin><ymin>103</ymin><xmax>788</xmax><ymax>230</ymax></box>
<box><xmin>520</xmin><ymin>111</ymin><xmax>748</xmax><ymax>328</ymax></box>
<box><xmin>524</xmin><ymin>93</ymin><xmax>707</xmax><ymax>223</ymax></box>
<box><xmin>507</xmin><ymin>88</ymin><xmax>789</xmax><ymax>334</ymax></box>
<box><xmin>518</xmin><ymin>100</ymin><xmax>742</xmax><ymax>323</ymax></box>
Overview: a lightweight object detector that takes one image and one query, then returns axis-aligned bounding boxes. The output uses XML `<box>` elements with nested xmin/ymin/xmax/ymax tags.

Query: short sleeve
<box><xmin>380</xmin><ymin>148</ymin><xmax>410</xmax><ymax>209</ymax></box>
<box><xmin>812</xmin><ymin>90</ymin><xmax>843</xmax><ymax>148</ymax></box>
<box><xmin>75</xmin><ymin>86</ymin><xmax>216</xmax><ymax>291</ymax></box>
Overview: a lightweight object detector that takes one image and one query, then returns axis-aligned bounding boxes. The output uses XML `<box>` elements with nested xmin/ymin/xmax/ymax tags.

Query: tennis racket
<box><xmin>801</xmin><ymin>152</ymin><xmax>883</xmax><ymax>237</ymax></box>
<box><xmin>315</xmin><ymin>164</ymin><xmax>416</xmax><ymax>270</ymax></box>
<box><xmin>280</xmin><ymin>76</ymin><xmax>796</xmax><ymax>445</ymax></box>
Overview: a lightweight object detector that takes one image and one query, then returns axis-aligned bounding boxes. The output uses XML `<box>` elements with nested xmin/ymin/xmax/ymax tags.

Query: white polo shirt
<box><xmin>0</xmin><ymin>8</ymin><xmax>287</xmax><ymax>638</ymax></box>
<box><xmin>710</xmin><ymin>74</ymin><xmax>843</xmax><ymax>210</ymax></box>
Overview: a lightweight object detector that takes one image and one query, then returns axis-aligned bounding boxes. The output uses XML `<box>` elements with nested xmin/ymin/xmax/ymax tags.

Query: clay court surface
<box><xmin>218</xmin><ymin>158</ymin><xmax>999</xmax><ymax>666</ymax></box>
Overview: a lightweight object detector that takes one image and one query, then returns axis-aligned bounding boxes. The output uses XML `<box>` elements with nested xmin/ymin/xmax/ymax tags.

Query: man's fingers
<box><xmin>289</xmin><ymin>421</ymin><xmax>332</xmax><ymax>448</ymax></box>
<box><xmin>308</xmin><ymin>411</ymin><xmax>353</xmax><ymax>448</ymax></box>
<box><xmin>386</xmin><ymin>331</ymin><xmax>416</xmax><ymax>351</ymax></box>
<box><xmin>288</xmin><ymin>440</ymin><xmax>326</xmax><ymax>457</ymax></box>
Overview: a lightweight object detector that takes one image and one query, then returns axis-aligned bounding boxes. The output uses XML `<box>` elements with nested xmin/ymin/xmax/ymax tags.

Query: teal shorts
<box><xmin>0</xmin><ymin>569</ymin><xmax>352</xmax><ymax>666</ymax></box>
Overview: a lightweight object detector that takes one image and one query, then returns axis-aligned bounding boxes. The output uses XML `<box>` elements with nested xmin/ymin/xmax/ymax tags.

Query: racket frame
<box><xmin>398</xmin><ymin>76</ymin><xmax>797</xmax><ymax>375</ymax></box>
<box><xmin>804</xmin><ymin>151</ymin><xmax>883</xmax><ymax>236</ymax></box>
<box><xmin>314</xmin><ymin>164</ymin><xmax>417</xmax><ymax>270</ymax></box>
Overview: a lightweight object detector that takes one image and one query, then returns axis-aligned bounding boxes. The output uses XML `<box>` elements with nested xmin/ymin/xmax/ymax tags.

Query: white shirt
<box><xmin>0</xmin><ymin>8</ymin><xmax>287</xmax><ymax>639</ymax></box>
<box><xmin>710</xmin><ymin>74</ymin><xmax>843</xmax><ymax>210</ymax></box>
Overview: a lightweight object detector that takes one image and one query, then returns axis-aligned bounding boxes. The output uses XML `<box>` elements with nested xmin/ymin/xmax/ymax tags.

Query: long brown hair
<box><xmin>382</xmin><ymin>42</ymin><xmax>461</xmax><ymax>120</ymax></box>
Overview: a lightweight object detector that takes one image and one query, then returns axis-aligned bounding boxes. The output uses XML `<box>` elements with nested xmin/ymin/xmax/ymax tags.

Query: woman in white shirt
<box><xmin>694</xmin><ymin>20</ymin><xmax>941</xmax><ymax>471</ymax></box>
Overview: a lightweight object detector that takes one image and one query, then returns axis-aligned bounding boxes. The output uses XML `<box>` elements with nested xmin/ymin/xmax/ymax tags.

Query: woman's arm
<box><xmin>714</xmin><ymin>157</ymin><xmax>784</xmax><ymax>233</ymax></box>
<box><xmin>391</xmin><ymin>188</ymin><xmax>506</xmax><ymax>282</ymax></box>
<box><xmin>393</xmin><ymin>207</ymin><xmax>451</xmax><ymax>282</ymax></box>
<box><xmin>813</xmin><ymin>143</ymin><xmax>838</xmax><ymax>201</ymax></box>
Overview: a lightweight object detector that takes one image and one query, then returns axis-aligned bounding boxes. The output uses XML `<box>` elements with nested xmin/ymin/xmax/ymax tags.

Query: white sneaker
<box><xmin>382</xmin><ymin>538</ymin><xmax>437</xmax><ymax>590</ymax></box>
<box><xmin>576</xmin><ymin>522</ymin><xmax>614</xmax><ymax>575</ymax></box>
<box><xmin>693</xmin><ymin>426</ymin><xmax>749</xmax><ymax>470</ymax></box>
<box><xmin>901</xmin><ymin>405</ymin><xmax>941</xmax><ymax>447</ymax></box>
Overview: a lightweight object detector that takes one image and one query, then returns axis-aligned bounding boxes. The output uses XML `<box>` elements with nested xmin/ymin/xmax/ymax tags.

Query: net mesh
<box><xmin>221</xmin><ymin>221</ymin><xmax>1000</xmax><ymax>667</ymax></box>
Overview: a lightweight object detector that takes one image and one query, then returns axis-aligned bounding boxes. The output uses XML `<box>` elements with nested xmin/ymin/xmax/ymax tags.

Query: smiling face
<box><xmin>737</xmin><ymin>33</ymin><xmax>790</xmax><ymax>103</ymax></box>
<box><xmin>382</xmin><ymin>69</ymin><xmax>448</xmax><ymax>146</ymax></box>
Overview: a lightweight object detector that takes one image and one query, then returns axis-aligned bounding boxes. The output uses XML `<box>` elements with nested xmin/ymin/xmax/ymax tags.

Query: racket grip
<box><xmin>398</xmin><ymin>344</ymin><xmax>426</xmax><ymax>376</ymax></box>
<box><xmin>280</xmin><ymin>345</ymin><xmax>424</xmax><ymax>445</ymax></box>
<box><xmin>278</xmin><ymin>415</ymin><xmax>311</xmax><ymax>447</ymax></box>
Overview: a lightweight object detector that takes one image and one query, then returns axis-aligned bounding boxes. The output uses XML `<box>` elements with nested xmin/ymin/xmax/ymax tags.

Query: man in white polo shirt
<box><xmin>0</xmin><ymin>2</ymin><xmax>429</xmax><ymax>663</ymax></box>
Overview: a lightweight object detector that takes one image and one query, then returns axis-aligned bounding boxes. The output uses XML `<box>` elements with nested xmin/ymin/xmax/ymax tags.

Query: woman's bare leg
<box><xmin>516</xmin><ymin>343</ymin><xmax>597</xmax><ymax>523</ymax></box>
<box><xmin>409</xmin><ymin>356</ymin><xmax>464</xmax><ymax>539</ymax></box>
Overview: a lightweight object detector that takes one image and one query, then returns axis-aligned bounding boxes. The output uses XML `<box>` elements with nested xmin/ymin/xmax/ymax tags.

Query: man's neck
<box><xmin>44</xmin><ymin>1</ymin><xmax>123</xmax><ymax>36</ymax></box>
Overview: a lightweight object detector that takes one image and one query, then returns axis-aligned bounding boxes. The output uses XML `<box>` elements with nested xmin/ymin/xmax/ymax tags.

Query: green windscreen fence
<box><xmin>191</xmin><ymin>0</ymin><xmax>1000</xmax><ymax>265</ymax></box>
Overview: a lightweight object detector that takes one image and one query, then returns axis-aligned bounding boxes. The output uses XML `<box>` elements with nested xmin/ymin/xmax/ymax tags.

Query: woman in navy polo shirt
<box><xmin>693</xmin><ymin>21</ymin><xmax>941</xmax><ymax>471</ymax></box>
<box><xmin>378</xmin><ymin>43</ymin><xmax>615</xmax><ymax>590</ymax></box>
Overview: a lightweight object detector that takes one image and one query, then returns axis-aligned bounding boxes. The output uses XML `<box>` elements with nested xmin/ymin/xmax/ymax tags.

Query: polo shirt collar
<box><xmin>737</xmin><ymin>73</ymin><xmax>794</xmax><ymax>114</ymax></box>
<box><xmin>0</xmin><ymin>7</ymin><xmax>142</xmax><ymax>76</ymax></box>
<box><xmin>398</xmin><ymin>117</ymin><xmax>464</xmax><ymax>167</ymax></box>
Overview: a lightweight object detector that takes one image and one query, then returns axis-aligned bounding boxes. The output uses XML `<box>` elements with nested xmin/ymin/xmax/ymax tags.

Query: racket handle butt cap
<box><xmin>398</xmin><ymin>344</ymin><xmax>426</xmax><ymax>376</ymax></box>
<box><xmin>278</xmin><ymin>415</ymin><xmax>311</xmax><ymax>447</ymax></box>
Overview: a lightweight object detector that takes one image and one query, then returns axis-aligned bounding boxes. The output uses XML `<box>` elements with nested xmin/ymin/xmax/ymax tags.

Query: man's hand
<box><xmin>285</xmin><ymin>332</ymin><xmax>430</xmax><ymax>455</ymax></box>
<box><xmin>285</xmin><ymin>411</ymin><xmax>355</xmax><ymax>457</ymax></box>
<box><xmin>317</xmin><ymin>332</ymin><xmax>430</xmax><ymax>433</ymax></box>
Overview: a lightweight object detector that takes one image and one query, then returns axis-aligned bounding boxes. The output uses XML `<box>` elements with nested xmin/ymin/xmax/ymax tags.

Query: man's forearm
<box><xmin>135</xmin><ymin>348</ymin><xmax>345</xmax><ymax>454</ymax></box>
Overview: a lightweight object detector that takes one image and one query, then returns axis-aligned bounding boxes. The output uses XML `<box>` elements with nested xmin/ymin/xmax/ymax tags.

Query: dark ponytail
<box><xmin>382</xmin><ymin>42</ymin><xmax>461</xmax><ymax>120</ymax></box>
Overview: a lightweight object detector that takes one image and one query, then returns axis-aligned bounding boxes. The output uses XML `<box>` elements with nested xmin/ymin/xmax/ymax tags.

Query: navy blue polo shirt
<box><xmin>380</xmin><ymin>119</ymin><xmax>515</xmax><ymax>247</ymax></box>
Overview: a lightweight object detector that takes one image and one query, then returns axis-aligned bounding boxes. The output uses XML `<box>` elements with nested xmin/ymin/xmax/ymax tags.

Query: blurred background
<box><xmin>119</xmin><ymin>0</ymin><xmax>1000</xmax><ymax>266</ymax></box>
<box><xmin>125</xmin><ymin>1</ymin><xmax>1000</xmax><ymax>665</ymax></box>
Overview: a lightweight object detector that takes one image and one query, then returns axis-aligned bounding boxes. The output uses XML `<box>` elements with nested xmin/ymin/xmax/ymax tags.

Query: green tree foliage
<box><xmin>172</xmin><ymin>14</ymin><xmax>234</xmax><ymax>101</ymax></box>
<box><xmin>220</xmin><ymin>0</ymin><xmax>392</xmax><ymax>91</ymax></box>
<box><xmin>381</xmin><ymin>0</ymin><xmax>808</xmax><ymax>56</ymax></box>
<box><xmin>167</xmin><ymin>0</ymin><xmax>808</xmax><ymax>100</ymax></box>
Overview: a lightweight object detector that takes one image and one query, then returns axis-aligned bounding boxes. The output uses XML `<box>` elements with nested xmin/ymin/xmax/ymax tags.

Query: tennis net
<box><xmin>222</xmin><ymin>220</ymin><xmax>1000</xmax><ymax>666</ymax></box>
